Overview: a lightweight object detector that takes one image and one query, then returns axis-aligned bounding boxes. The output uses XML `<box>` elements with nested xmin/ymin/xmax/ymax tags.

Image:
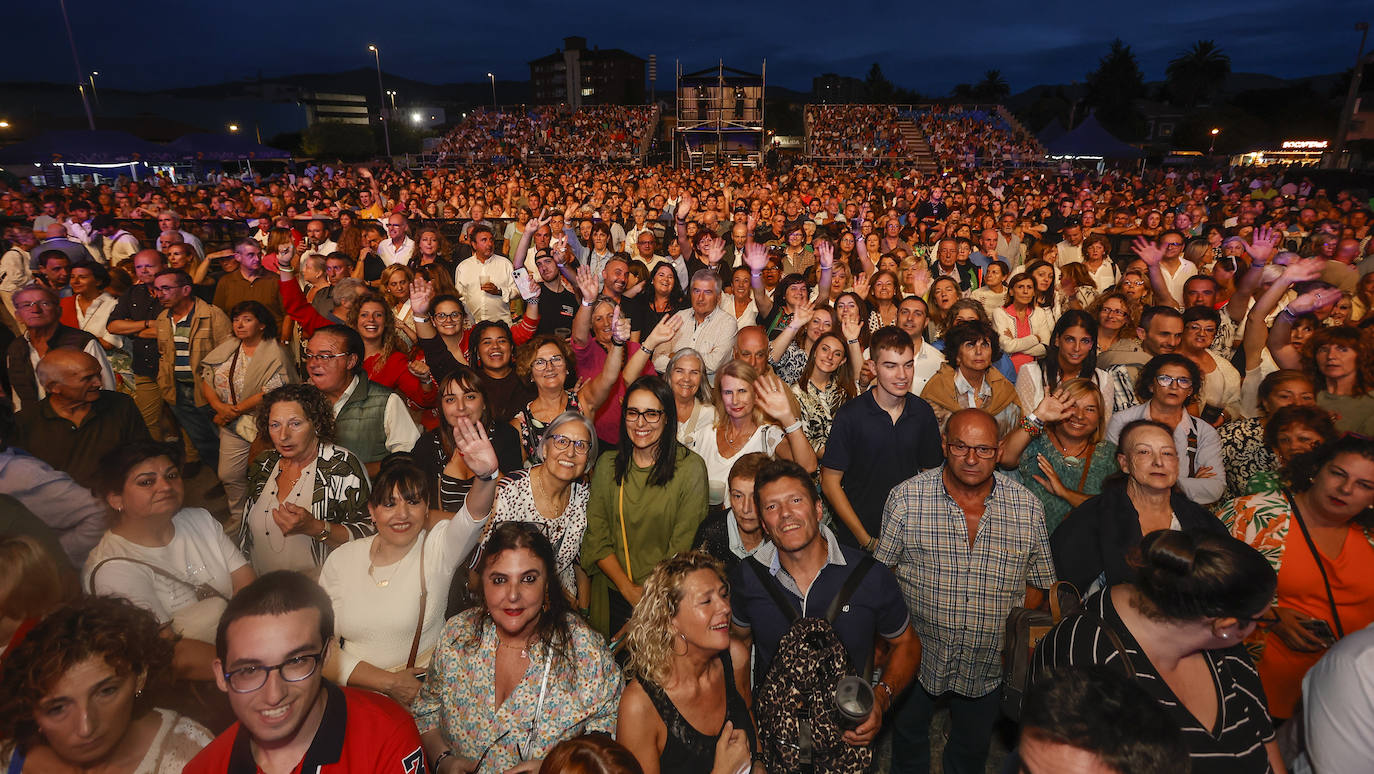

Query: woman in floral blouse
<box><xmin>414</xmin><ymin>522</ymin><xmax>622</xmax><ymax>773</ymax></box>
<box><xmin>790</xmin><ymin>329</ymin><xmax>858</xmax><ymax>457</ymax></box>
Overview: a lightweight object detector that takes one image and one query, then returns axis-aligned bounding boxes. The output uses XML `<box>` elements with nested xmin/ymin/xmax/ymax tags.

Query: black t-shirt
<box><xmin>535</xmin><ymin>284</ymin><xmax>578</xmax><ymax>336</ymax></box>
<box><xmin>108</xmin><ymin>284</ymin><xmax>160</xmax><ymax>376</ymax></box>
<box><xmin>625</xmin><ymin>294</ymin><xmax>680</xmax><ymax>335</ymax></box>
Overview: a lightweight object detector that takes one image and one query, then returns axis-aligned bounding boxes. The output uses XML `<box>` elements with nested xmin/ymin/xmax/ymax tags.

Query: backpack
<box><xmin>747</xmin><ymin>555</ymin><xmax>876</xmax><ymax>774</ymax></box>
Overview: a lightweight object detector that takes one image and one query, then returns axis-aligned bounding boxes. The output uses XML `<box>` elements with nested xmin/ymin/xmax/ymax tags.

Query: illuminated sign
<box><xmin>1281</xmin><ymin>140</ymin><xmax>1328</xmax><ymax>149</ymax></box>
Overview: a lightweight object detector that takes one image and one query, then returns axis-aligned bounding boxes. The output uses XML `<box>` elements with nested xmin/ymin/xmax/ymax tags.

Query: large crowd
<box><xmin>0</xmin><ymin>154</ymin><xmax>1373</xmax><ymax>774</ymax></box>
<box><xmin>908</xmin><ymin>105</ymin><xmax>1044</xmax><ymax>169</ymax></box>
<box><xmin>806</xmin><ymin>105</ymin><xmax>909</xmax><ymax>159</ymax></box>
<box><xmin>436</xmin><ymin>105</ymin><xmax>657</xmax><ymax>165</ymax></box>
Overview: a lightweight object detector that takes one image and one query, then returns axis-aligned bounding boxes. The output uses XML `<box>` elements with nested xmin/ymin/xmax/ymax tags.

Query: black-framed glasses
<box><xmin>946</xmin><ymin>441</ymin><xmax>998</xmax><ymax>459</ymax></box>
<box><xmin>432</xmin><ymin>311</ymin><xmax>464</xmax><ymax>322</ymax></box>
<box><xmin>546</xmin><ymin>434</ymin><xmax>591</xmax><ymax>456</ymax></box>
<box><xmin>625</xmin><ymin>407</ymin><xmax>664</xmax><ymax>423</ymax></box>
<box><xmin>223</xmin><ymin>651</ymin><xmax>324</xmax><ymax>693</ymax></box>
<box><xmin>1155</xmin><ymin>374</ymin><xmax>1194</xmax><ymax>389</ymax></box>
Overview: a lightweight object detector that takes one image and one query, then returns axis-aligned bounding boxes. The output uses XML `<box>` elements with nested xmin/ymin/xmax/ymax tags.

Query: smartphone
<box><xmin>512</xmin><ymin>267</ymin><xmax>538</xmax><ymax>301</ymax></box>
<box><xmin>1200</xmin><ymin>404</ymin><xmax>1224</xmax><ymax>424</ymax></box>
<box><xmin>1302</xmin><ymin>619</ymin><xmax>1337</xmax><ymax>647</ymax></box>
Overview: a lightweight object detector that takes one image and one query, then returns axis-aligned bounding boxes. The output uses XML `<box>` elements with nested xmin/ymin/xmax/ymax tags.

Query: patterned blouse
<box><xmin>773</xmin><ymin>341</ymin><xmax>808</xmax><ymax>385</ymax></box>
<box><xmin>1218</xmin><ymin>417</ymin><xmax>1274</xmax><ymax>505</ymax></box>
<box><xmin>792</xmin><ymin>379</ymin><xmax>846</xmax><ymax>455</ymax></box>
<box><xmin>1016</xmin><ymin>435</ymin><xmax>1118</xmax><ymax>533</ymax></box>
<box><xmin>238</xmin><ymin>443</ymin><xmax>373</xmax><ymax>568</ymax></box>
<box><xmin>411</xmin><ymin>609</ymin><xmax>622</xmax><ymax>773</ymax></box>
<box><xmin>480</xmin><ymin>469</ymin><xmax>590</xmax><ymax>596</ymax></box>
<box><xmin>518</xmin><ymin>390</ymin><xmax>582</xmax><ymax>465</ymax></box>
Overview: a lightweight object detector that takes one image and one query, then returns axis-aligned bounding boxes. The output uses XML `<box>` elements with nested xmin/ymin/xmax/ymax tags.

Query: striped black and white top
<box><xmin>1032</xmin><ymin>588</ymin><xmax>1276</xmax><ymax>774</ymax></box>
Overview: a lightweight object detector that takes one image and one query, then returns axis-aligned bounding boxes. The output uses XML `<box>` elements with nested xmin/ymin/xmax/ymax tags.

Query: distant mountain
<box><xmin>1005</xmin><ymin>70</ymin><xmax>1343</xmax><ymax>111</ymax></box>
<box><xmin>158</xmin><ymin>69</ymin><xmax>530</xmax><ymax>106</ymax></box>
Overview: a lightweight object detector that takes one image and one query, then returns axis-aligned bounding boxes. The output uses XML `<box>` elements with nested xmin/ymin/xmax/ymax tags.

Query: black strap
<box><xmin>1283</xmin><ymin>489</ymin><xmax>1345</xmax><ymax>638</ymax></box>
<box><xmin>1185</xmin><ymin>417</ymin><xmax>1199</xmax><ymax>478</ymax></box>
<box><xmin>824</xmin><ymin>555</ymin><xmax>877</xmax><ymax>624</ymax></box>
<box><xmin>745</xmin><ymin>557</ymin><xmax>799</xmax><ymax>624</ymax></box>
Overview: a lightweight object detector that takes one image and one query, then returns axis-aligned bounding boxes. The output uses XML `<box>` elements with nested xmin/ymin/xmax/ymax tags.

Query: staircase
<box><xmin>637</xmin><ymin>104</ymin><xmax>660</xmax><ymax>165</ymax></box>
<box><xmin>899</xmin><ymin>119</ymin><xmax>938</xmax><ymax>173</ymax></box>
<box><xmin>996</xmin><ymin>105</ymin><xmax>1047</xmax><ymax>157</ymax></box>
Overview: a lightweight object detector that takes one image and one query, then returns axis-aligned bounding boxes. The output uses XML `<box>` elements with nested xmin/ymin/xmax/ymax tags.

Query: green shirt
<box><xmin>1017</xmin><ymin>435</ymin><xmax>1118</xmax><ymax>534</ymax></box>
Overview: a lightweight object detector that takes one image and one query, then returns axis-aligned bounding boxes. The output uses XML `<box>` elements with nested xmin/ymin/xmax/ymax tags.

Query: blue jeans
<box><xmin>171</xmin><ymin>380</ymin><xmax>219</xmax><ymax>467</ymax></box>
<box><xmin>890</xmin><ymin>684</ymin><xmax>1001</xmax><ymax>774</ymax></box>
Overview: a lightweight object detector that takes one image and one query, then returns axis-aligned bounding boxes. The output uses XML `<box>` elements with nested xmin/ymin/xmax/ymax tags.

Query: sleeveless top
<box><xmin>519</xmin><ymin>390</ymin><xmax>582</xmax><ymax>464</ymax></box>
<box><xmin>639</xmin><ymin>649</ymin><xmax>756</xmax><ymax>774</ymax></box>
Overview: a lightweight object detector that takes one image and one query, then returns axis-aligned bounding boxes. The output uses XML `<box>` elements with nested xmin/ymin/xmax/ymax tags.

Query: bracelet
<box><xmin>1278</xmin><ymin>307</ymin><xmax>1297</xmax><ymax>322</ymax></box>
<box><xmin>873</xmin><ymin>680</ymin><xmax>894</xmax><ymax>710</ymax></box>
<box><xmin>313</xmin><ymin>522</ymin><xmax>332</xmax><ymax>542</ymax></box>
<box><xmin>477</xmin><ymin>468</ymin><xmax>500</xmax><ymax>482</ymax></box>
<box><xmin>864</xmin><ymin>536</ymin><xmax>879</xmax><ymax>552</ymax></box>
<box><xmin>783</xmin><ymin>419</ymin><xmax>803</xmax><ymax>435</ymax></box>
<box><xmin>1019</xmin><ymin>414</ymin><xmax>1045</xmax><ymax>437</ymax></box>
<box><xmin>580</xmin><ymin>299</ymin><xmax>594</xmax><ymax>307</ymax></box>
<box><xmin>412</xmin><ymin>315</ymin><xmax>429</xmax><ymax>323</ymax></box>
<box><xmin>433</xmin><ymin>750</ymin><xmax>455</xmax><ymax>771</ymax></box>
<box><xmin>847</xmin><ymin>338</ymin><xmax>860</xmax><ymax>345</ymax></box>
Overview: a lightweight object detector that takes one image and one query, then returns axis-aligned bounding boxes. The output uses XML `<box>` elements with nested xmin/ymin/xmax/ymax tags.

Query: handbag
<box><xmin>1283</xmin><ymin>490</ymin><xmax>1345</xmax><ymax>638</ymax></box>
<box><xmin>226</xmin><ymin>346</ymin><xmax>259</xmax><ymax>443</ymax></box>
<box><xmin>406</xmin><ymin>532</ymin><xmax>429</xmax><ymax>669</ymax></box>
<box><xmin>90</xmin><ymin>557</ymin><xmax>228</xmax><ymax>644</ymax></box>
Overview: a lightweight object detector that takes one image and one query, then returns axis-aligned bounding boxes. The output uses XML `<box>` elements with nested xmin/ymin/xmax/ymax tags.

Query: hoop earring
<box><xmin>671</xmin><ymin>632</ymin><xmax>688</xmax><ymax>656</ymax></box>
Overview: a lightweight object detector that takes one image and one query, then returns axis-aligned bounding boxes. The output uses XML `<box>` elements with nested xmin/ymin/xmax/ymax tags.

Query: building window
<box><xmin>581</xmin><ymin>88</ymin><xmax>595</xmax><ymax>97</ymax></box>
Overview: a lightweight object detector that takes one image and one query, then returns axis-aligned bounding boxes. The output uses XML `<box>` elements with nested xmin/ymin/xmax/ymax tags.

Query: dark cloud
<box><xmin>8</xmin><ymin>0</ymin><xmax>1365</xmax><ymax>95</ymax></box>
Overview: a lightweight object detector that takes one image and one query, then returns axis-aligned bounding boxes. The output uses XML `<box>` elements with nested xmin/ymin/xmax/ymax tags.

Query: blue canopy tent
<box><xmin>0</xmin><ymin>130</ymin><xmax>175</xmax><ymax>165</ymax></box>
<box><xmin>168</xmin><ymin>133</ymin><xmax>291</xmax><ymax>161</ymax></box>
<box><xmin>1043</xmin><ymin>113</ymin><xmax>1140</xmax><ymax>158</ymax></box>
<box><xmin>1037</xmin><ymin>118</ymin><xmax>1069</xmax><ymax>146</ymax></box>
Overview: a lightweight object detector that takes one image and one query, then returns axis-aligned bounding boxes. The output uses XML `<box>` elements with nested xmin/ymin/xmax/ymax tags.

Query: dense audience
<box><xmin>806</xmin><ymin>104</ymin><xmax>908</xmax><ymax>159</ymax></box>
<box><xmin>908</xmin><ymin>105</ymin><xmax>1044</xmax><ymax>168</ymax></box>
<box><xmin>1</xmin><ymin>143</ymin><xmax>1374</xmax><ymax>774</ymax></box>
<box><xmin>436</xmin><ymin>105</ymin><xmax>657</xmax><ymax>164</ymax></box>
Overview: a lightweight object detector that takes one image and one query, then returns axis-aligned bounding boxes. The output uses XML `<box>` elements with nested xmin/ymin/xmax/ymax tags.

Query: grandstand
<box><xmin>431</xmin><ymin>104</ymin><xmax>659</xmax><ymax>166</ymax></box>
<box><xmin>804</xmin><ymin>103</ymin><xmax>1045</xmax><ymax>170</ymax></box>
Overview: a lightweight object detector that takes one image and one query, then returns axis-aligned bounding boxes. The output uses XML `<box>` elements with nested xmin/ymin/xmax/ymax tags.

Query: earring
<box><xmin>1218</xmin><ymin>633</ymin><xmax>1230</xmax><ymax>640</ymax></box>
<box><xmin>671</xmin><ymin>632</ymin><xmax>688</xmax><ymax>656</ymax></box>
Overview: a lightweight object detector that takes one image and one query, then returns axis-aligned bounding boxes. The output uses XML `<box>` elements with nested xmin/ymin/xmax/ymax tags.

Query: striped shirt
<box><xmin>1033</xmin><ymin>589</ymin><xmax>1275</xmax><ymax>774</ymax></box>
<box><xmin>875</xmin><ymin>468</ymin><xmax>1056</xmax><ymax>697</ymax></box>
<box><xmin>171</xmin><ymin>312</ymin><xmax>193</xmax><ymax>382</ymax></box>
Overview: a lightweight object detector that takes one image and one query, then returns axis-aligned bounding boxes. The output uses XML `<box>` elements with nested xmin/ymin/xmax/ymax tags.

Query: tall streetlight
<box><xmin>368</xmin><ymin>44</ymin><xmax>392</xmax><ymax>157</ymax></box>
<box><xmin>88</xmin><ymin>71</ymin><xmax>100</xmax><ymax>108</ymax></box>
<box><xmin>488</xmin><ymin>72</ymin><xmax>497</xmax><ymax>107</ymax></box>
<box><xmin>386</xmin><ymin>90</ymin><xmax>397</xmax><ymax>113</ymax></box>
<box><xmin>1209</xmin><ymin>127</ymin><xmax>1220</xmax><ymax>154</ymax></box>
<box><xmin>57</xmin><ymin>0</ymin><xmax>94</xmax><ymax>129</ymax></box>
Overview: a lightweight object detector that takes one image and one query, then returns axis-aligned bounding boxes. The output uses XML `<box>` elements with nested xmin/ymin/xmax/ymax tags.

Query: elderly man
<box><xmin>300</xmin><ymin>219</ymin><xmax>338</xmax><ymax>261</ymax></box>
<box><xmin>213</xmin><ymin>238</ymin><xmax>283</xmax><ymax>329</ymax></box>
<box><xmin>156</xmin><ymin>229</ymin><xmax>185</xmax><ymax>255</ymax></box>
<box><xmin>155</xmin><ymin>268</ymin><xmax>231</xmax><ymax>471</ymax></box>
<box><xmin>877</xmin><ymin>408</ymin><xmax>1055</xmax><ymax>774</ymax></box>
<box><xmin>105</xmin><ymin>250</ymin><xmax>167</xmax><ymax>436</ymax></box>
<box><xmin>156</xmin><ymin>210</ymin><xmax>204</xmax><ymax>259</ymax></box>
<box><xmin>13</xmin><ymin>349</ymin><xmax>148</xmax><ymax>490</ymax></box>
<box><xmin>378</xmin><ymin>213</ymin><xmax>415</xmax><ymax>266</ymax></box>
<box><xmin>731</xmin><ymin>325</ymin><xmax>772</xmax><ymax>375</ymax></box>
<box><xmin>652</xmin><ymin>269</ymin><xmax>737</xmax><ymax>379</ymax></box>
<box><xmin>454</xmin><ymin>224</ymin><xmax>516</xmax><ymax>324</ymax></box>
<box><xmin>6</xmin><ymin>284</ymin><xmax>114</xmax><ymax>411</ymax></box>
<box><xmin>305</xmin><ymin>325</ymin><xmax>419</xmax><ymax>473</ymax></box>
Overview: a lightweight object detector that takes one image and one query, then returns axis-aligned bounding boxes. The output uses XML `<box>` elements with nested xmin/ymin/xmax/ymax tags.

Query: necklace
<box><xmin>530</xmin><ymin>468</ymin><xmax>569</xmax><ymax>520</ymax></box>
<box><xmin>497</xmin><ymin>638</ymin><xmax>533</xmax><ymax>659</ymax></box>
<box><xmin>1050</xmin><ymin>431</ymin><xmax>1091</xmax><ymax>459</ymax></box>
<box><xmin>367</xmin><ymin>562</ymin><xmax>399</xmax><ymax>587</ymax></box>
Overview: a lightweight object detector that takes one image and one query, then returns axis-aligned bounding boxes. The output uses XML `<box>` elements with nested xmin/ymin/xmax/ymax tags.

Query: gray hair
<box><xmin>332</xmin><ymin>277</ymin><xmax>368</xmax><ymax>307</ymax></box>
<box><xmin>689</xmin><ymin>268</ymin><xmax>722</xmax><ymax>295</ymax></box>
<box><xmin>540</xmin><ymin>411</ymin><xmax>598</xmax><ymax>468</ymax></box>
<box><xmin>158</xmin><ymin>229</ymin><xmax>184</xmax><ymax>245</ymax></box>
<box><xmin>666</xmin><ymin>348</ymin><xmax>712</xmax><ymax>403</ymax></box>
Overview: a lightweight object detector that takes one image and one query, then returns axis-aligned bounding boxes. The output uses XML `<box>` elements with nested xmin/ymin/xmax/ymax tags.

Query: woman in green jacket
<box><xmin>581</xmin><ymin>375</ymin><xmax>708</xmax><ymax>640</ymax></box>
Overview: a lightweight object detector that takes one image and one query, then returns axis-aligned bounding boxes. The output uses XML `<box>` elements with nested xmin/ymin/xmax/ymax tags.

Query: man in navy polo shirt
<box><xmin>821</xmin><ymin>325</ymin><xmax>943</xmax><ymax>550</ymax></box>
<box><xmin>729</xmin><ymin>458</ymin><xmax>921</xmax><ymax>749</ymax></box>
<box><xmin>186</xmin><ymin>571</ymin><xmax>424</xmax><ymax>774</ymax></box>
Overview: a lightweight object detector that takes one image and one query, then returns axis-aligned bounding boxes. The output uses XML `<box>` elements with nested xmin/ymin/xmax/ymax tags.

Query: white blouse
<box><xmin>689</xmin><ymin>422</ymin><xmax>784</xmax><ymax>506</ymax></box>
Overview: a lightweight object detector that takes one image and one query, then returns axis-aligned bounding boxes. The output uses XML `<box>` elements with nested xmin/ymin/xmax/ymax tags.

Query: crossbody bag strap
<box><xmin>89</xmin><ymin>557</ymin><xmax>227</xmax><ymax>601</ymax></box>
<box><xmin>1076</xmin><ymin>443</ymin><xmax>1097</xmax><ymax>493</ymax></box>
<box><xmin>1283</xmin><ymin>489</ymin><xmax>1345</xmax><ymax>637</ymax></box>
<box><xmin>1185</xmin><ymin>417</ymin><xmax>1199</xmax><ymax>478</ymax></box>
<box><xmin>227</xmin><ymin>345</ymin><xmax>241</xmax><ymax>405</ymax></box>
<box><xmin>825</xmin><ymin>554</ymin><xmax>878</xmax><ymax>678</ymax></box>
<box><xmin>616</xmin><ymin>482</ymin><xmax>633</xmax><ymax>583</ymax></box>
<box><xmin>406</xmin><ymin>531</ymin><xmax>429</xmax><ymax>668</ymax></box>
<box><xmin>745</xmin><ymin>557</ymin><xmax>799</xmax><ymax>624</ymax></box>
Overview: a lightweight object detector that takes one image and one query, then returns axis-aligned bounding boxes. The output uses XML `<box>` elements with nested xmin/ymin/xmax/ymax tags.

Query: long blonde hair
<box><xmin>623</xmin><ymin>551</ymin><xmax>727</xmax><ymax>687</ymax></box>
<box><xmin>711</xmin><ymin>359</ymin><xmax>771</xmax><ymax>429</ymax></box>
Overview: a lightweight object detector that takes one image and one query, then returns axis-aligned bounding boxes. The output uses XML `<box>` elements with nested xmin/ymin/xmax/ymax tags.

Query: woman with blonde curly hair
<box><xmin>617</xmin><ymin>551</ymin><xmax>755</xmax><ymax>774</ymax></box>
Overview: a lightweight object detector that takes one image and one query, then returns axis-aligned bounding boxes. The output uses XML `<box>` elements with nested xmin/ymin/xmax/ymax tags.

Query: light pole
<box><xmin>368</xmin><ymin>44</ymin><xmax>392</xmax><ymax>157</ymax></box>
<box><xmin>1332</xmin><ymin>21</ymin><xmax>1370</xmax><ymax>166</ymax></box>
<box><xmin>57</xmin><ymin>0</ymin><xmax>95</xmax><ymax>129</ymax></box>
<box><xmin>386</xmin><ymin>90</ymin><xmax>397</xmax><ymax>113</ymax></box>
<box><xmin>488</xmin><ymin>72</ymin><xmax>497</xmax><ymax>107</ymax></box>
<box><xmin>228</xmin><ymin>123</ymin><xmax>240</xmax><ymax>133</ymax></box>
<box><xmin>88</xmin><ymin>71</ymin><xmax>100</xmax><ymax>108</ymax></box>
<box><xmin>1209</xmin><ymin>127</ymin><xmax>1220</xmax><ymax>154</ymax></box>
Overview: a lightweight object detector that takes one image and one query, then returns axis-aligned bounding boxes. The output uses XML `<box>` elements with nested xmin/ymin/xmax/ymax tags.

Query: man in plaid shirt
<box><xmin>875</xmin><ymin>408</ymin><xmax>1055</xmax><ymax>774</ymax></box>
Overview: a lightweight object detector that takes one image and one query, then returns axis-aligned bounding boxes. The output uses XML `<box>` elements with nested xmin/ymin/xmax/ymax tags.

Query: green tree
<box><xmin>301</xmin><ymin>121</ymin><xmax>376</xmax><ymax>160</ymax></box>
<box><xmin>972</xmin><ymin>70</ymin><xmax>1011</xmax><ymax>102</ymax></box>
<box><xmin>1166</xmin><ymin>40</ymin><xmax>1231</xmax><ymax>107</ymax></box>
<box><xmin>1084</xmin><ymin>39</ymin><xmax>1147</xmax><ymax>140</ymax></box>
<box><xmin>865</xmin><ymin>63</ymin><xmax>895</xmax><ymax>104</ymax></box>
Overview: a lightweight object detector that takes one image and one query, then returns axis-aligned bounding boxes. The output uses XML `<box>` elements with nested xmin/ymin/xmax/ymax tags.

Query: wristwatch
<box><xmin>313</xmin><ymin>522</ymin><xmax>331</xmax><ymax>542</ymax></box>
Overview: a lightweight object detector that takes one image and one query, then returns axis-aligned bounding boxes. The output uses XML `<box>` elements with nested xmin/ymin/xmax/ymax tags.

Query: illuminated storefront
<box><xmin>1230</xmin><ymin>140</ymin><xmax>1329</xmax><ymax>167</ymax></box>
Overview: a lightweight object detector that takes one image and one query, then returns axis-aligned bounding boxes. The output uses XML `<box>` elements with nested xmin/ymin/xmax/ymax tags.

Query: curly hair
<box><xmin>1284</xmin><ymin>433</ymin><xmax>1374</xmax><ymax>523</ymax></box>
<box><xmin>1088</xmin><ymin>291</ymin><xmax>1139</xmax><ymax>341</ymax></box>
<box><xmin>942</xmin><ymin>319</ymin><xmax>1002</xmax><ymax>368</ymax></box>
<box><xmin>1134</xmin><ymin>353</ymin><xmax>1203</xmax><ymax>405</ymax></box>
<box><xmin>346</xmin><ymin>292</ymin><xmax>405</xmax><ymax>370</ymax></box>
<box><xmin>0</xmin><ymin>596</ymin><xmax>173</xmax><ymax>757</ymax></box>
<box><xmin>1300</xmin><ymin>326</ymin><xmax>1374</xmax><ymax>395</ymax></box>
<box><xmin>623</xmin><ymin>551</ymin><xmax>727</xmax><ymax>687</ymax></box>
<box><xmin>255</xmin><ymin>383</ymin><xmax>337</xmax><ymax>444</ymax></box>
<box><xmin>516</xmin><ymin>334</ymin><xmax>577</xmax><ymax>387</ymax></box>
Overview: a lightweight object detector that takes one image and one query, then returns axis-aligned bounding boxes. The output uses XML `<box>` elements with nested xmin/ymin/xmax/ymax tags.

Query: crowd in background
<box><xmin>0</xmin><ymin>153</ymin><xmax>1372</xmax><ymax>774</ymax></box>
<box><xmin>436</xmin><ymin>105</ymin><xmax>656</xmax><ymax>165</ymax></box>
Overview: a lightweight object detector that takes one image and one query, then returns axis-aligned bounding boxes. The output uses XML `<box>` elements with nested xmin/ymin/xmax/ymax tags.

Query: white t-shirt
<box><xmin>83</xmin><ymin>508</ymin><xmax>248</xmax><ymax>624</ymax></box>
<box><xmin>688</xmin><ymin>423</ymin><xmax>784</xmax><ymax>505</ymax></box>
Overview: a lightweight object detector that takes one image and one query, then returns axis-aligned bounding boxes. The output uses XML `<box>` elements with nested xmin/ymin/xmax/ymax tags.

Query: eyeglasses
<box><xmin>1160</xmin><ymin>241</ymin><xmax>1183</xmax><ymax>248</ymax></box>
<box><xmin>625</xmin><ymin>407</ymin><xmax>665</xmax><ymax>423</ymax></box>
<box><xmin>546</xmin><ymin>434</ymin><xmax>592</xmax><ymax>456</ymax></box>
<box><xmin>1100</xmin><ymin>307</ymin><xmax>1127</xmax><ymax>318</ymax></box>
<box><xmin>1155</xmin><ymin>374</ymin><xmax>1194</xmax><ymax>389</ymax></box>
<box><xmin>1185</xmin><ymin>324</ymin><xmax>1217</xmax><ymax>336</ymax></box>
<box><xmin>1120</xmin><ymin>279</ymin><xmax>1145</xmax><ymax>288</ymax></box>
<box><xmin>302</xmin><ymin>352</ymin><xmax>349</xmax><ymax>362</ymax></box>
<box><xmin>532</xmin><ymin>355</ymin><xmax>565</xmax><ymax>370</ymax></box>
<box><xmin>222</xmin><ymin>651</ymin><xmax>324</xmax><ymax>693</ymax></box>
<box><xmin>14</xmin><ymin>300</ymin><xmax>57</xmax><ymax>310</ymax></box>
<box><xmin>432</xmin><ymin>311</ymin><xmax>464</xmax><ymax>322</ymax></box>
<box><xmin>946</xmin><ymin>441</ymin><xmax>998</xmax><ymax>459</ymax></box>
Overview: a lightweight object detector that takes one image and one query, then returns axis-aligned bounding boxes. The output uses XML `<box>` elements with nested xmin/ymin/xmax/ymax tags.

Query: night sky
<box><xmin>9</xmin><ymin>0</ymin><xmax>1368</xmax><ymax>94</ymax></box>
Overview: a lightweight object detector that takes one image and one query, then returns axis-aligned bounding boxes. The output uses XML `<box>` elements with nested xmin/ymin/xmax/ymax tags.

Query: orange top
<box><xmin>1258</xmin><ymin>522</ymin><xmax>1374</xmax><ymax>718</ymax></box>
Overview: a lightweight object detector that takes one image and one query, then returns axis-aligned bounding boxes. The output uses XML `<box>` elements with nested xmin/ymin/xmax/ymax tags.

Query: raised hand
<box><xmin>754</xmin><ymin>372</ymin><xmax>797</xmax><ymax>425</ymax></box>
<box><xmin>575</xmin><ymin>265</ymin><xmax>600</xmax><ymax>301</ymax></box>
<box><xmin>790</xmin><ymin>298</ymin><xmax>816</xmax><ymax>329</ymax></box>
<box><xmin>409</xmin><ymin>276</ymin><xmax>435</xmax><ymax>316</ymax></box>
<box><xmin>1131</xmin><ymin>236</ymin><xmax>1165</xmax><ymax>267</ymax></box>
<box><xmin>610</xmin><ymin>305</ymin><xmax>631</xmax><ymax>345</ymax></box>
<box><xmin>1281</xmin><ymin>257</ymin><xmax>1325</xmax><ymax>285</ymax></box>
<box><xmin>452</xmin><ymin>419</ymin><xmax>499</xmax><ymax>479</ymax></box>
<box><xmin>704</xmin><ymin>236</ymin><xmax>726</xmax><ymax>266</ymax></box>
<box><xmin>1032</xmin><ymin>388</ymin><xmax>1074</xmax><ymax>424</ymax></box>
<box><xmin>742</xmin><ymin>242</ymin><xmax>770</xmax><ymax>273</ymax></box>
<box><xmin>816</xmin><ymin>239</ymin><xmax>834</xmax><ymax>271</ymax></box>
<box><xmin>677</xmin><ymin>192</ymin><xmax>695</xmax><ymax>221</ymax></box>
<box><xmin>841</xmin><ymin>313</ymin><xmax>863</xmax><ymax>343</ymax></box>
<box><xmin>644</xmin><ymin>311</ymin><xmax>683</xmax><ymax>350</ymax></box>
<box><xmin>1286</xmin><ymin>286</ymin><xmax>1339</xmax><ymax>316</ymax></box>
<box><xmin>852</xmin><ymin>272</ymin><xmax>870</xmax><ymax>299</ymax></box>
<box><xmin>1246</xmin><ymin>225</ymin><xmax>1281</xmax><ymax>266</ymax></box>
